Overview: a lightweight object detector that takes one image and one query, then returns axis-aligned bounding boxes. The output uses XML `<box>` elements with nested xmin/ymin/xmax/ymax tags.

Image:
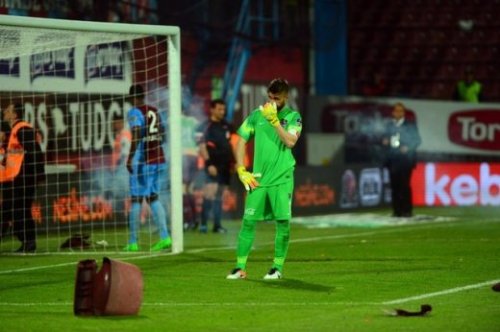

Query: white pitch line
<box><xmin>0</xmin><ymin>221</ymin><xmax>466</xmax><ymax>276</ymax></box>
<box><xmin>0</xmin><ymin>252</ymin><xmax>176</xmax><ymax>275</ymax></box>
<box><xmin>3</xmin><ymin>278</ymin><xmax>498</xmax><ymax>308</ymax></box>
<box><xmin>382</xmin><ymin>279</ymin><xmax>500</xmax><ymax>305</ymax></box>
<box><xmin>0</xmin><ymin>230</ymin><xmax>394</xmax><ymax>275</ymax></box>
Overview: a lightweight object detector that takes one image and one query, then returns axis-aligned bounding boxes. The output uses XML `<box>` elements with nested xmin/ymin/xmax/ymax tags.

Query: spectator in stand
<box><xmin>195</xmin><ymin>99</ymin><xmax>235</xmax><ymax>234</ymax></box>
<box><xmin>382</xmin><ymin>102</ymin><xmax>421</xmax><ymax>218</ymax></box>
<box><xmin>453</xmin><ymin>67</ymin><xmax>483</xmax><ymax>102</ymax></box>
<box><xmin>361</xmin><ymin>73</ymin><xmax>387</xmax><ymax>97</ymax></box>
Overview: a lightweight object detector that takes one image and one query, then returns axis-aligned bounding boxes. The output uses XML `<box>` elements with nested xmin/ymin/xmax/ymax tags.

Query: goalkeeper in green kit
<box><xmin>227</xmin><ymin>78</ymin><xmax>302</xmax><ymax>280</ymax></box>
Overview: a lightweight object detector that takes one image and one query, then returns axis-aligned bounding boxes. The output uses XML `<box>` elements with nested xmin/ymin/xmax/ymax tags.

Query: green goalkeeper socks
<box><xmin>273</xmin><ymin>220</ymin><xmax>290</xmax><ymax>272</ymax></box>
<box><xmin>236</xmin><ymin>219</ymin><xmax>256</xmax><ymax>270</ymax></box>
<box><xmin>235</xmin><ymin>219</ymin><xmax>290</xmax><ymax>272</ymax></box>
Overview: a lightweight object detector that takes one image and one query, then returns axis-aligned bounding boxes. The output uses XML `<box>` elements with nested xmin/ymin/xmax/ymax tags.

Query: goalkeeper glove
<box><xmin>260</xmin><ymin>102</ymin><xmax>280</xmax><ymax>127</ymax></box>
<box><xmin>237</xmin><ymin>166</ymin><xmax>261</xmax><ymax>191</ymax></box>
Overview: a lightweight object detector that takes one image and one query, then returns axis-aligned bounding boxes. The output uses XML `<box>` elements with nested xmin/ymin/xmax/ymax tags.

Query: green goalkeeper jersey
<box><xmin>237</xmin><ymin>105</ymin><xmax>302</xmax><ymax>187</ymax></box>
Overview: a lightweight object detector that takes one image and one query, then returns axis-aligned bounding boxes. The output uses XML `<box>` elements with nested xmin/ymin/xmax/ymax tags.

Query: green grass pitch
<box><xmin>1</xmin><ymin>206</ymin><xmax>499</xmax><ymax>331</ymax></box>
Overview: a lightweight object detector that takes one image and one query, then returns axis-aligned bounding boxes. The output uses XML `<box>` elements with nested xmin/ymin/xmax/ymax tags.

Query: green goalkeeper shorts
<box><xmin>243</xmin><ymin>180</ymin><xmax>294</xmax><ymax>221</ymax></box>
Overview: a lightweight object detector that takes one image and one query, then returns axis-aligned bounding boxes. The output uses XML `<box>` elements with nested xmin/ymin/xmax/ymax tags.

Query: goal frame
<box><xmin>0</xmin><ymin>14</ymin><xmax>184</xmax><ymax>254</ymax></box>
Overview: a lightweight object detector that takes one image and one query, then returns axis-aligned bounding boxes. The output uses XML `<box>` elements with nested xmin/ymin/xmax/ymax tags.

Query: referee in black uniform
<box><xmin>196</xmin><ymin>99</ymin><xmax>235</xmax><ymax>233</ymax></box>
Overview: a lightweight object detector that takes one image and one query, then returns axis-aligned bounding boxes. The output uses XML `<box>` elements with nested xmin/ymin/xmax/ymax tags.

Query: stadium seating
<box><xmin>348</xmin><ymin>0</ymin><xmax>500</xmax><ymax>100</ymax></box>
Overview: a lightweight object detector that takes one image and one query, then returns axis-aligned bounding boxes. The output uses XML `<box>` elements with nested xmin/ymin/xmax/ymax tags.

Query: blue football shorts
<box><xmin>129</xmin><ymin>162</ymin><xmax>166</xmax><ymax>197</ymax></box>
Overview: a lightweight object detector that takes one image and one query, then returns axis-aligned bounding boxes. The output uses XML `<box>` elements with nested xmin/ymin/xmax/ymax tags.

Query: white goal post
<box><xmin>0</xmin><ymin>15</ymin><xmax>183</xmax><ymax>254</ymax></box>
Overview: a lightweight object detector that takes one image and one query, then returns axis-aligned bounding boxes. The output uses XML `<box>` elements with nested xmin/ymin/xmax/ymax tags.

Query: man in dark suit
<box><xmin>382</xmin><ymin>102</ymin><xmax>421</xmax><ymax>217</ymax></box>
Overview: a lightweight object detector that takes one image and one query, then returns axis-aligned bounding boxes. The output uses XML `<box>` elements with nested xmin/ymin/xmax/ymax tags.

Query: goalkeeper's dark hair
<box><xmin>210</xmin><ymin>98</ymin><xmax>226</xmax><ymax>108</ymax></box>
<box><xmin>267</xmin><ymin>78</ymin><xmax>289</xmax><ymax>94</ymax></box>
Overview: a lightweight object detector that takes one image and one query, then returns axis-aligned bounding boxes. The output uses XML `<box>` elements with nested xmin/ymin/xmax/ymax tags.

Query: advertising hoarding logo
<box><xmin>30</xmin><ymin>49</ymin><xmax>75</xmax><ymax>81</ymax></box>
<box><xmin>412</xmin><ymin>162</ymin><xmax>500</xmax><ymax>206</ymax></box>
<box><xmin>0</xmin><ymin>57</ymin><xmax>19</xmax><ymax>76</ymax></box>
<box><xmin>448</xmin><ymin>110</ymin><xmax>500</xmax><ymax>151</ymax></box>
<box><xmin>85</xmin><ymin>42</ymin><xmax>127</xmax><ymax>82</ymax></box>
<box><xmin>359</xmin><ymin>168</ymin><xmax>382</xmax><ymax>206</ymax></box>
<box><xmin>294</xmin><ymin>181</ymin><xmax>335</xmax><ymax>207</ymax></box>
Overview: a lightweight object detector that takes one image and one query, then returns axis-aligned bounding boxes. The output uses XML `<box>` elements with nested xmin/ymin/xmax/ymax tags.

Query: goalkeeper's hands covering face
<box><xmin>260</xmin><ymin>102</ymin><xmax>280</xmax><ymax>127</ymax></box>
<box><xmin>237</xmin><ymin>166</ymin><xmax>261</xmax><ymax>191</ymax></box>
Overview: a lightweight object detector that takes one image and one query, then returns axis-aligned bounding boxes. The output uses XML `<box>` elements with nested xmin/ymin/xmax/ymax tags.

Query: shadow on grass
<box><xmin>75</xmin><ymin>314</ymin><xmax>149</xmax><ymax>321</ymax></box>
<box><xmin>250</xmin><ymin>278</ymin><xmax>335</xmax><ymax>294</ymax></box>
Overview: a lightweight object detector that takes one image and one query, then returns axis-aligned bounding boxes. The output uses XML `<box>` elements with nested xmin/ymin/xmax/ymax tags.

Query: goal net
<box><xmin>0</xmin><ymin>15</ymin><xmax>183</xmax><ymax>254</ymax></box>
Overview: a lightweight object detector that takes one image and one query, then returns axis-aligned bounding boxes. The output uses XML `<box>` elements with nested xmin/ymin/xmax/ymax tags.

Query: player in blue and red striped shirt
<box><xmin>124</xmin><ymin>84</ymin><xmax>171</xmax><ymax>252</ymax></box>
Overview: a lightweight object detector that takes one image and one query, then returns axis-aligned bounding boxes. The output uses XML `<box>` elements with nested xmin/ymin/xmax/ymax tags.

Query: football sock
<box><xmin>236</xmin><ymin>218</ymin><xmax>256</xmax><ymax>270</ymax></box>
<box><xmin>128</xmin><ymin>201</ymin><xmax>141</xmax><ymax>243</ymax></box>
<box><xmin>273</xmin><ymin>220</ymin><xmax>290</xmax><ymax>272</ymax></box>
<box><xmin>151</xmin><ymin>200</ymin><xmax>169</xmax><ymax>239</ymax></box>
<box><xmin>201</xmin><ymin>199</ymin><xmax>213</xmax><ymax>226</ymax></box>
<box><xmin>213</xmin><ymin>199</ymin><xmax>222</xmax><ymax>228</ymax></box>
<box><xmin>183</xmin><ymin>193</ymin><xmax>197</xmax><ymax>224</ymax></box>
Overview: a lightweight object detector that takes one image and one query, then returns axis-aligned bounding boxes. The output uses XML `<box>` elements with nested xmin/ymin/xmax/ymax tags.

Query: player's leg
<box><xmin>147</xmin><ymin>193</ymin><xmax>169</xmax><ymax>238</ymax></box>
<box><xmin>227</xmin><ymin>187</ymin><xmax>267</xmax><ymax>279</ymax></box>
<box><xmin>1</xmin><ymin>183</ymin><xmax>14</xmax><ymax>246</ymax></box>
<box><xmin>148</xmin><ymin>193</ymin><xmax>172</xmax><ymax>250</ymax></box>
<box><xmin>211</xmin><ymin>185</ymin><xmax>222</xmax><ymax>232</ymax></box>
<box><xmin>11</xmin><ymin>180</ymin><xmax>37</xmax><ymax>252</ymax></box>
<box><xmin>182</xmin><ymin>186</ymin><xmax>194</xmax><ymax>229</ymax></box>
<box><xmin>213</xmin><ymin>169</ymin><xmax>230</xmax><ymax>233</ymax></box>
<box><xmin>182</xmin><ymin>155</ymin><xmax>199</xmax><ymax>230</ymax></box>
<box><xmin>389</xmin><ymin>166</ymin><xmax>403</xmax><ymax>217</ymax></box>
<box><xmin>125</xmin><ymin>162</ymin><xmax>142</xmax><ymax>251</ymax></box>
<box><xmin>125</xmin><ymin>196</ymin><xmax>142</xmax><ymax>251</ymax></box>
<box><xmin>400</xmin><ymin>165</ymin><xmax>414</xmax><ymax>217</ymax></box>
<box><xmin>147</xmin><ymin>164</ymin><xmax>171</xmax><ymax>251</ymax></box>
<box><xmin>200</xmin><ymin>175</ymin><xmax>217</xmax><ymax>233</ymax></box>
<box><xmin>212</xmin><ymin>185</ymin><xmax>226</xmax><ymax>233</ymax></box>
<box><xmin>265</xmin><ymin>179</ymin><xmax>294</xmax><ymax>279</ymax></box>
<box><xmin>272</xmin><ymin>220</ymin><xmax>290</xmax><ymax>271</ymax></box>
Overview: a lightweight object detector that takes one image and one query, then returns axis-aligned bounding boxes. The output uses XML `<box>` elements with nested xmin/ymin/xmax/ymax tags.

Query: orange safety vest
<box><xmin>0</xmin><ymin>121</ymin><xmax>33</xmax><ymax>182</ymax></box>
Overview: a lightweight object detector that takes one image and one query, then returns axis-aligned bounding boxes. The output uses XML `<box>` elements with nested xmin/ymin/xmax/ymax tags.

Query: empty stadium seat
<box><xmin>348</xmin><ymin>1</ymin><xmax>500</xmax><ymax>100</ymax></box>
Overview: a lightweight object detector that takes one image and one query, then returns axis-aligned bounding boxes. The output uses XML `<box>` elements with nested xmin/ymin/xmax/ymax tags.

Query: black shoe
<box><xmin>15</xmin><ymin>242</ymin><xmax>36</xmax><ymax>253</ymax></box>
<box><xmin>213</xmin><ymin>226</ymin><xmax>227</xmax><ymax>234</ymax></box>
